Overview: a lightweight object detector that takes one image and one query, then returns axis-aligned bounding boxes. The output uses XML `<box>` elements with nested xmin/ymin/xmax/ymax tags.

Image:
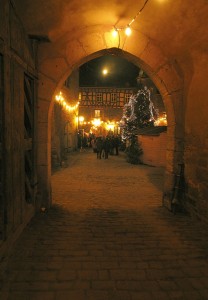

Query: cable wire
<box><xmin>128</xmin><ymin>0</ymin><xmax>150</xmax><ymax>26</ymax></box>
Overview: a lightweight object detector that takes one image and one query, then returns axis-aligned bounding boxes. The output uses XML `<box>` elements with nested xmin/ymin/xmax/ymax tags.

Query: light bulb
<box><xmin>125</xmin><ymin>26</ymin><xmax>132</xmax><ymax>36</ymax></box>
<box><xmin>112</xmin><ymin>28</ymin><xmax>118</xmax><ymax>37</ymax></box>
<box><xmin>102</xmin><ymin>69</ymin><xmax>108</xmax><ymax>75</ymax></box>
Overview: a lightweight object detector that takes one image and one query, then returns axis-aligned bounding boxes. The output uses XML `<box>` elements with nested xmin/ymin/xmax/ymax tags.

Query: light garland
<box><xmin>154</xmin><ymin>113</ymin><xmax>167</xmax><ymax>126</ymax></box>
<box><xmin>55</xmin><ymin>91</ymin><xmax>79</xmax><ymax>112</ymax></box>
<box><xmin>112</xmin><ymin>0</ymin><xmax>149</xmax><ymax>45</ymax></box>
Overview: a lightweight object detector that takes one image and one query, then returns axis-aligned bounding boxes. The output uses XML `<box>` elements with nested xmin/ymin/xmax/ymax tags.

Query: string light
<box><xmin>112</xmin><ymin>0</ymin><xmax>149</xmax><ymax>41</ymax></box>
<box><xmin>125</xmin><ymin>26</ymin><xmax>132</xmax><ymax>36</ymax></box>
<box><xmin>55</xmin><ymin>91</ymin><xmax>79</xmax><ymax>112</ymax></box>
<box><xmin>112</xmin><ymin>28</ymin><xmax>118</xmax><ymax>37</ymax></box>
<box><xmin>128</xmin><ymin>0</ymin><xmax>149</xmax><ymax>27</ymax></box>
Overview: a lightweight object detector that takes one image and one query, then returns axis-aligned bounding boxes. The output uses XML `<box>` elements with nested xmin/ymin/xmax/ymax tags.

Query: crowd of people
<box><xmin>91</xmin><ymin>135</ymin><xmax>121</xmax><ymax>159</ymax></box>
<box><xmin>77</xmin><ymin>133</ymin><xmax>122</xmax><ymax>159</ymax></box>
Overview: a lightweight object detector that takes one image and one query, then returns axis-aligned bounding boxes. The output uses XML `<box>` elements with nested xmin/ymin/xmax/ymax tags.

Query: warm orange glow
<box><xmin>125</xmin><ymin>26</ymin><xmax>132</xmax><ymax>36</ymax></box>
<box><xmin>154</xmin><ymin>113</ymin><xmax>167</xmax><ymax>126</ymax></box>
<box><xmin>55</xmin><ymin>91</ymin><xmax>79</xmax><ymax>112</ymax></box>
<box><xmin>55</xmin><ymin>91</ymin><xmax>64</xmax><ymax>103</ymax></box>
<box><xmin>112</xmin><ymin>28</ymin><xmax>118</xmax><ymax>37</ymax></box>
<box><xmin>102</xmin><ymin>69</ymin><xmax>108</xmax><ymax>75</ymax></box>
<box><xmin>92</xmin><ymin>118</ymin><xmax>101</xmax><ymax>127</ymax></box>
<box><xmin>79</xmin><ymin>116</ymin><xmax>84</xmax><ymax>122</ymax></box>
<box><xmin>106</xmin><ymin>124</ymin><xmax>114</xmax><ymax>131</ymax></box>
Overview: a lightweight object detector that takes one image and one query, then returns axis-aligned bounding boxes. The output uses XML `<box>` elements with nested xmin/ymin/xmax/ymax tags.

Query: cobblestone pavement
<box><xmin>1</xmin><ymin>150</ymin><xmax>208</xmax><ymax>300</ymax></box>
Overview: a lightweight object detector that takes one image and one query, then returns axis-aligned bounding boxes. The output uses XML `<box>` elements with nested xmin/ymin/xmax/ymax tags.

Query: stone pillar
<box><xmin>36</xmin><ymin>74</ymin><xmax>56</xmax><ymax>209</ymax></box>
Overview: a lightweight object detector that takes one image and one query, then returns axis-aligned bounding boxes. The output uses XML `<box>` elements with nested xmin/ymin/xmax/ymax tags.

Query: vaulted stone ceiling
<box><xmin>14</xmin><ymin>0</ymin><xmax>208</xmax><ymax>60</ymax></box>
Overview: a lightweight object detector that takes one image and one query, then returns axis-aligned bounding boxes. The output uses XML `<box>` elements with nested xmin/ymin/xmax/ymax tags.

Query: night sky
<box><xmin>79</xmin><ymin>55</ymin><xmax>140</xmax><ymax>88</ymax></box>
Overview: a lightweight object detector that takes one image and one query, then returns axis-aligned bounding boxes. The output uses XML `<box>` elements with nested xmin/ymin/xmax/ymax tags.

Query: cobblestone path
<box><xmin>0</xmin><ymin>150</ymin><xmax>208</xmax><ymax>300</ymax></box>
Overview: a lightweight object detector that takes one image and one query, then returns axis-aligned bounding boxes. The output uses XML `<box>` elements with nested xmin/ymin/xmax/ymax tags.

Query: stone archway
<box><xmin>36</xmin><ymin>29</ymin><xmax>183</xmax><ymax>209</ymax></box>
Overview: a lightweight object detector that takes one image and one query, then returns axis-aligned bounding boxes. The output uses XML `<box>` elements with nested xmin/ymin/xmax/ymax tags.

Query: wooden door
<box><xmin>24</xmin><ymin>74</ymin><xmax>36</xmax><ymax>204</ymax></box>
<box><xmin>0</xmin><ymin>54</ymin><xmax>5</xmax><ymax>241</ymax></box>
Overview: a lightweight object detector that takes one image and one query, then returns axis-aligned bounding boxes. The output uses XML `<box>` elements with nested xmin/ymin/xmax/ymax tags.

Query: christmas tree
<box><xmin>120</xmin><ymin>85</ymin><xmax>158</xmax><ymax>164</ymax></box>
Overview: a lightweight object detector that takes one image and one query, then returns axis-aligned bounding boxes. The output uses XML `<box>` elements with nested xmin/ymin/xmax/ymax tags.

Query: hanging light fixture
<box><xmin>112</xmin><ymin>0</ymin><xmax>149</xmax><ymax>43</ymax></box>
<box><xmin>125</xmin><ymin>26</ymin><xmax>132</xmax><ymax>36</ymax></box>
<box><xmin>112</xmin><ymin>27</ymin><xmax>118</xmax><ymax>37</ymax></box>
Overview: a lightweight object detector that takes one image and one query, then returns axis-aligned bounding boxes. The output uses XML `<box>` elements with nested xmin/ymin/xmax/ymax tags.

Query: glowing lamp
<box><xmin>102</xmin><ymin>69</ymin><xmax>108</xmax><ymax>75</ymax></box>
<box><xmin>112</xmin><ymin>28</ymin><xmax>118</xmax><ymax>37</ymax></box>
<box><xmin>107</xmin><ymin>124</ymin><xmax>114</xmax><ymax>131</ymax></box>
<box><xmin>55</xmin><ymin>91</ymin><xmax>64</xmax><ymax>102</ymax></box>
<box><xmin>92</xmin><ymin>118</ymin><xmax>101</xmax><ymax>127</ymax></box>
<box><xmin>125</xmin><ymin>26</ymin><xmax>132</xmax><ymax>36</ymax></box>
<box><xmin>79</xmin><ymin>116</ymin><xmax>84</xmax><ymax>122</ymax></box>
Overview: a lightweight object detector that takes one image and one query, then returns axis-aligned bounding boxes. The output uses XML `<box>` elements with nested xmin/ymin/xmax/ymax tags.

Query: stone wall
<box><xmin>51</xmin><ymin>70</ymin><xmax>80</xmax><ymax>171</ymax></box>
<box><xmin>184</xmin><ymin>52</ymin><xmax>208</xmax><ymax>222</ymax></box>
<box><xmin>0</xmin><ymin>0</ymin><xmax>37</xmax><ymax>253</ymax></box>
<box><xmin>51</xmin><ymin>104</ymin><xmax>78</xmax><ymax>170</ymax></box>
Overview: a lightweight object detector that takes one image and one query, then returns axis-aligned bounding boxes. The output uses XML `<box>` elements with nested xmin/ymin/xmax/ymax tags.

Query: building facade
<box><xmin>78</xmin><ymin>85</ymin><xmax>165</xmax><ymax>136</ymax></box>
<box><xmin>78</xmin><ymin>86</ymin><xmax>137</xmax><ymax>135</ymax></box>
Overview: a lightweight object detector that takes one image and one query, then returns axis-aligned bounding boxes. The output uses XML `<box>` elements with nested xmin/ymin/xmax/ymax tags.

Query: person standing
<box><xmin>91</xmin><ymin>137</ymin><xmax>97</xmax><ymax>153</ymax></box>
<box><xmin>109</xmin><ymin>136</ymin><xmax>114</xmax><ymax>155</ymax></box>
<box><xmin>103</xmin><ymin>137</ymin><xmax>110</xmax><ymax>159</ymax></box>
<box><xmin>114</xmin><ymin>135</ymin><xmax>120</xmax><ymax>156</ymax></box>
<box><xmin>96</xmin><ymin>137</ymin><xmax>103</xmax><ymax>159</ymax></box>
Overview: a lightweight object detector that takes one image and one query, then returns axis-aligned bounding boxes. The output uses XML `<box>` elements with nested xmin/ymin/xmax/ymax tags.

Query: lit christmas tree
<box><xmin>120</xmin><ymin>85</ymin><xmax>158</xmax><ymax>164</ymax></box>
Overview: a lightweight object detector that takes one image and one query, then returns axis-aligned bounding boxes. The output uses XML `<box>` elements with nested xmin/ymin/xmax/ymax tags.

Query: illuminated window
<box><xmin>125</xmin><ymin>93</ymin><xmax>131</xmax><ymax>103</ymax></box>
<box><xmin>96</xmin><ymin>93</ymin><xmax>102</xmax><ymax>105</ymax></box>
<box><xmin>111</xmin><ymin>93</ymin><xmax>117</xmax><ymax>103</ymax></box>
<box><xmin>95</xmin><ymin>110</ymin><xmax>100</xmax><ymax>118</ymax></box>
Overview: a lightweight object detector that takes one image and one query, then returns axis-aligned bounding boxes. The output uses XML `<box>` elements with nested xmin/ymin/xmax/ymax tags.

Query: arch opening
<box><xmin>37</xmin><ymin>47</ymin><xmax>183</xmax><ymax>211</ymax></box>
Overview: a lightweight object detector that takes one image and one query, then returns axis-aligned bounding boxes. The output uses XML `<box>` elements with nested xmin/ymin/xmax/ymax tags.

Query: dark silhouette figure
<box><xmin>109</xmin><ymin>136</ymin><xmax>114</xmax><ymax>155</ymax></box>
<box><xmin>96</xmin><ymin>137</ymin><xmax>103</xmax><ymax>159</ymax></box>
<box><xmin>103</xmin><ymin>137</ymin><xmax>111</xmax><ymax>159</ymax></box>
<box><xmin>114</xmin><ymin>135</ymin><xmax>120</xmax><ymax>156</ymax></box>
